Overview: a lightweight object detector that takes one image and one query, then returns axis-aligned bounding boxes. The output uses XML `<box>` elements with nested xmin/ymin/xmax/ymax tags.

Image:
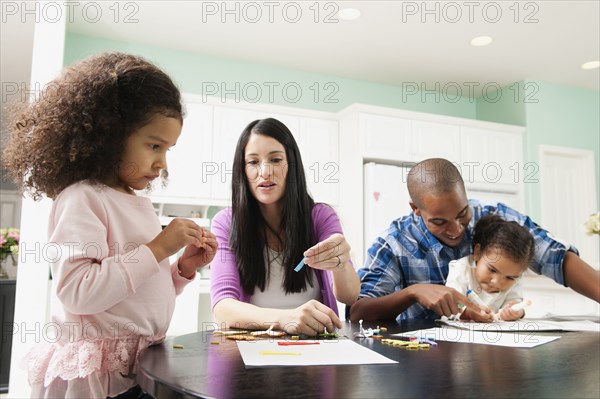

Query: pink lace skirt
<box><xmin>22</xmin><ymin>335</ymin><xmax>164</xmax><ymax>398</ymax></box>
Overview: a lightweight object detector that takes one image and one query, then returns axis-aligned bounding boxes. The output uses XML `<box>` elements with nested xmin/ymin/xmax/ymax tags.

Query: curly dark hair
<box><xmin>473</xmin><ymin>215</ymin><xmax>535</xmax><ymax>266</ymax></box>
<box><xmin>1</xmin><ymin>52</ymin><xmax>183</xmax><ymax>199</ymax></box>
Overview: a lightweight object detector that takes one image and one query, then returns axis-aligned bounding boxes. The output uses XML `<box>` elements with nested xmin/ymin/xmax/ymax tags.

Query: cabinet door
<box><xmin>465</xmin><ymin>188</ymin><xmax>525</xmax><ymax>213</ymax></box>
<box><xmin>411</xmin><ymin>121</ymin><xmax>460</xmax><ymax>163</ymax></box>
<box><xmin>211</xmin><ymin>106</ymin><xmax>299</xmax><ymax>200</ymax></box>
<box><xmin>296</xmin><ymin>118</ymin><xmax>339</xmax><ymax>205</ymax></box>
<box><xmin>151</xmin><ymin>103</ymin><xmax>213</xmax><ymax>199</ymax></box>
<box><xmin>359</xmin><ymin>113</ymin><xmax>412</xmax><ymax>161</ymax></box>
<box><xmin>460</xmin><ymin>127</ymin><xmax>522</xmax><ymax>188</ymax></box>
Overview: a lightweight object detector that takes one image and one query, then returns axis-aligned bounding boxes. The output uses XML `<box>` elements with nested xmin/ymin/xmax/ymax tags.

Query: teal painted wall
<box><xmin>64</xmin><ymin>34</ymin><xmax>599</xmax><ymax>219</ymax></box>
<box><xmin>476</xmin><ymin>81</ymin><xmax>599</xmax><ymax>219</ymax></box>
<box><xmin>475</xmin><ymin>81</ymin><xmax>527</xmax><ymax>127</ymax></box>
<box><xmin>523</xmin><ymin>81</ymin><xmax>600</xmax><ymax>221</ymax></box>
<box><xmin>64</xmin><ymin>33</ymin><xmax>477</xmax><ymax>118</ymax></box>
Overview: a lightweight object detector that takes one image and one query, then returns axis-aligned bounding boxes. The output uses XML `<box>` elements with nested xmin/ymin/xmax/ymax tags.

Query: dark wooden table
<box><xmin>138</xmin><ymin>319</ymin><xmax>600</xmax><ymax>399</ymax></box>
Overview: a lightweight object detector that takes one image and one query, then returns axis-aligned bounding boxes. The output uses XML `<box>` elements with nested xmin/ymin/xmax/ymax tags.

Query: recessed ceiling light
<box><xmin>581</xmin><ymin>61</ymin><xmax>600</xmax><ymax>70</ymax></box>
<box><xmin>470</xmin><ymin>36</ymin><xmax>493</xmax><ymax>47</ymax></box>
<box><xmin>338</xmin><ymin>8</ymin><xmax>361</xmax><ymax>20</ymax></box>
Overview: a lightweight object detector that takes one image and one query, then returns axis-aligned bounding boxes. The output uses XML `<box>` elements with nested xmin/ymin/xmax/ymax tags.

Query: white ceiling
<box><xmin>2</xmin><ymin>1</ymin><xmax>599</xmax><ymax>100</ymax></box>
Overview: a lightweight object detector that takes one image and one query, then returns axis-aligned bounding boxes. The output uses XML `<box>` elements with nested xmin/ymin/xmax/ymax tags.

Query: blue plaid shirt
<box><xmin>358</xmin><ymin>199</ymin><xmax>578</xmax><ymax>322</ymax></box>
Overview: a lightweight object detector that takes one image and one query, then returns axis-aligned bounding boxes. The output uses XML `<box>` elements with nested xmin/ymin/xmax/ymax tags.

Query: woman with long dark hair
<box><xmin>210</xmin><ymin>118</ymin><xmax>359</xmax><ymax>336</ymax></box>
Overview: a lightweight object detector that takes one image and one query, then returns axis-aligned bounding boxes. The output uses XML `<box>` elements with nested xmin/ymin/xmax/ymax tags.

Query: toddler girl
<box><xmin>445</xmin><ymin>215</ymin><xmax>534</xmax><ymax>321</ymax></box>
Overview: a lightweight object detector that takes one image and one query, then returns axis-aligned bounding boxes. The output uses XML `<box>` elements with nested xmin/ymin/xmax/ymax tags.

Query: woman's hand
<box><xmin>277</xmin><ymin>300</ymin><xmax>342</xmax><ymax>336</ymax></box>
<box><xmin>304</xmin><ymin>233</ymin><xmax>360</xmax><ymax>305</ymax></box>
<box><xmin>304</xmin><ymin>233</ymin><xmax>351</xmax><ymax>272</ymax></box>
<box><xmin>177</xmin><ymin>229</ymin><xmax>218</xmax><ymax>279</ymax></box>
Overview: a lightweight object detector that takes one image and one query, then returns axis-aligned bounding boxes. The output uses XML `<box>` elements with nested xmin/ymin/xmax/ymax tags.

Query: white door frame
<box><xmin>539</xmin><ymin>144</ymin><xmax>598</xmax><ymax>269</ymax></box>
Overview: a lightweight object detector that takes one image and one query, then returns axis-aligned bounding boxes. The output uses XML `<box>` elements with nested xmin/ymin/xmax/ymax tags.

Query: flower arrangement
<box><xmin>0</xmin><ymin>227</ymin><xmax>19</xmax><ymax>266</ymax></box>
<box><xmin>584</xmin><ymin>213</ymin><xmax>600</xmax><ymax>236</ymax></box>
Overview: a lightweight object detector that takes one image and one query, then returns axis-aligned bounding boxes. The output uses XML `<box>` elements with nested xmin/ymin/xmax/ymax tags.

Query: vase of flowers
<box><xmin>0</xmin><ymin>228</ymin><xmax>19</xmax><ymax>279</ymax></box>
<box><xmin>584</xmin><ymin>213</ymin><xmax>600</xmax><ymax>236</ymax></box>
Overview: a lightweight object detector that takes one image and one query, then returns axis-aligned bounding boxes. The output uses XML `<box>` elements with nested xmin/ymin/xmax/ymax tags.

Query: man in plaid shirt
<box><xmin>350</xmin><ymin>158</ymin><xmax>599</xmax><ymax>322</ymax></box>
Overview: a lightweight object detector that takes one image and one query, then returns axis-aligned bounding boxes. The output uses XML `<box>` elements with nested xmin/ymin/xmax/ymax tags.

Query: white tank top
<box><xmin>249</xmin><ymin>247</ymin><xmax>322</xmax><ymax>308</ymax></box>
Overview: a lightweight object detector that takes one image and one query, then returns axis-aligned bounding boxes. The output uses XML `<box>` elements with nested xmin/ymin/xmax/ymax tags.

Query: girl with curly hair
<box><xmin>2</xmin><ymin>52</ymin><xmax>217</xmax><ymax>398</ymax></box>
<box><xmin>445</xmin><ymin>215</ymin><xmax>535</xmax><ymax>321</ymax></box>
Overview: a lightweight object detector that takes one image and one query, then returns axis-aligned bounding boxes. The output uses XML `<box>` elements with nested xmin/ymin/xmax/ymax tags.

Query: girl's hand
<box><xmin>304</xmin><ymin>233</ymin><xmax>351</xmax><ymax>272</ymax></box>
<box><xmin>277</xmin><ymin>300</ymin><xmax>342</xmax><ymax>336</ymax></box>
<box><xmin>147</xmin><ymin>218</ymin><xmax>204</xmax><ymax>263</ymax></box>
<box><xmin>177</xmin><ymin>229</ymin><xmax>218</xmax><ymax>278</ymax></box>
<box><xmin>497</xmin><ymin>300</ymin><xmax>525</xmax><ymax>321</ymax></box>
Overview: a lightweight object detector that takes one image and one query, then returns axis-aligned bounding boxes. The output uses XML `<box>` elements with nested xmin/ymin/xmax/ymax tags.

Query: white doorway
<box><xmin>539</xmin><ymin>145</ymin><xmax>599</xmax><ymax>269</ymax></box>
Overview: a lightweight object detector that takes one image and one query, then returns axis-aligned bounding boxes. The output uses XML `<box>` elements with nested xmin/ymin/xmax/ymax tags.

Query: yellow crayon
<box><xmin>259</xmin><ymin>350</ymin><xmax>301</xmax><ymax>356</ymax></box>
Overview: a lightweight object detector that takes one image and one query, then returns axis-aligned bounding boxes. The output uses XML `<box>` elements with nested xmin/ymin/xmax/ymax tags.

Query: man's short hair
<box><xmin>407</xmin><ymin>158</ymin><xmax>465</xmax><ymax>209</ymax></box>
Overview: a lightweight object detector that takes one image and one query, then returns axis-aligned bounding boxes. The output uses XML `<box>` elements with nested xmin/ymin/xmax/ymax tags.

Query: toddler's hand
<box><xmin>146</xmin><ymin>218</ymin><xmax>203</xmax><ymax>263</ymax></box>
<box><xmin>497</xmin><ymin>300</ymin><xmax>525</xmax><ymax>321</ymax></box>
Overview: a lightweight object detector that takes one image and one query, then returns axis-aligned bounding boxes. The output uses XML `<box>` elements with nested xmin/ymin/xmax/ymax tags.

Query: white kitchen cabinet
<box><xmin>359</xmin><ymin>113</ymin><xmax>412</xmax><ymax>161</ymax></box>
<box><xmin>411</xmin><ymin>120</ymin><xmax>460</xmax><ymax>162</ymax></box>
<box><xmin>150</xmin><ymin>102</ymin><xmax>213</xmax><ymax>200</ymax></box>
<box><xmin>465</xmin><ymin>188</ymin><xmax>525</xmax><ymax>213</ymax></box>
<box><xmin>210</xmin><ymin>106</ymin><xmax>253</xmax><ymax>201</ymax></box>
<box><xmin>296</xmin><ymin>117</ymin><xmax>339</xmax><ymax>205</ymax></box>
<box><xmin>460</xmin><ymin>126</ymin><xmax>523</xmax><ymax>190</ymax></box>
<box><xmin>153</xmin><ymin>202</ymin><xmax>211</xmax><ymax>228</ymax></box>
<box><xmin>359</xmin><ymin>113</ymin><xmax>461</xmax><ymax>164</ymax></box>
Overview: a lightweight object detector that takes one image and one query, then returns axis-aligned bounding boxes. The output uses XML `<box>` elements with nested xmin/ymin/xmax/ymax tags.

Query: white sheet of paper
<box><xmin>393</xmin><ymin>328</ymin><xmax>560</xmax><ymax>348</ymax></box>
<box><xmin>437</xmin><ymin>318</ymin><xmax>600</xmax><ymax>333</ymax></box>
<box><xmin>237</xmin><ymin>339</ymin><xmax>397</xmax><ymax>367</ymax></box>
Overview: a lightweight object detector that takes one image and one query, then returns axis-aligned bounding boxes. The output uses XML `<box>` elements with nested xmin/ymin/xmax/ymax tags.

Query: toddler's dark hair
<box><xmin>472</xmin><ymin>215</ymin><xmax>535</xmax><ymax>266</ymax></box>
<box><xmin>1</xmin><ymin>52</ymin><xmax>182</xmax><ymax>200</ymax></box>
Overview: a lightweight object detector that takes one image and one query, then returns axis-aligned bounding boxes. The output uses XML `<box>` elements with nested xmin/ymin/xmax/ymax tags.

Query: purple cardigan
<box><xmin>210</xmin><ymin>203</ymin><xmax>346</xmax><ymax>315</ymax></box>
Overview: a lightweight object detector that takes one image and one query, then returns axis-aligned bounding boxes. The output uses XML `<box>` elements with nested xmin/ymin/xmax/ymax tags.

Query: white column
<box><xmin>8</xmin><ymin>3</ymin><xmax>65</xmax><ymax>397</ymax></box>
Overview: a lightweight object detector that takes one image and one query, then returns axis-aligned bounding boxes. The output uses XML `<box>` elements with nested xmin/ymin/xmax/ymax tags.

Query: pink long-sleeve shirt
<box><xmin>24</xmin><ymin>181</ymin><xmax>193</xmax><ymax>398</ymax></box>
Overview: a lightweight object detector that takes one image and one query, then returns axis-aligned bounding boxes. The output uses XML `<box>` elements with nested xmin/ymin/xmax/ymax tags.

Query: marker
<box><xmin>510</xmin><ymin>299</ymin><xmax>532</xmax><ymax>312</ymax></box>
<box><xmin>294</xmin><ymin>258</ymin><xmax>306</xmax><ymax>272</ymax></box>
<box><xmin>278</xmin><ymin>341</ymin><xmax>320</xmax><ymax>346</ymax></box>
<box><xmin>466</xmin><ymin>289</ymin><xmax>488</xmax><ymax>308</ymax></box>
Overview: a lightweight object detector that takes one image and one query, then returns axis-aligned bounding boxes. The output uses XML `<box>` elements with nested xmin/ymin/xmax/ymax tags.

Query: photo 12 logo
<box><xmin>201</xmin><ymin>81</ymin><xmax>340</xmax><ymax>104</ymax></box>
<box><xmin>200</xmin><ymin>1</ymin><xmax>342</xmax><ymax>24</ymax></box>
<box><xmin>400</xmin><ymin>1</ymin><xmax>540</xmax><ymax>24</ymax></box>
<box><xmin>401</xmin><ymin>82</ymin><xmax>539</xmax><ymax>104</ymax></box>
<box><xmin>1</xmin><ymin>1</ymin><xmax>140</xmax><ymax>24</ymax></box>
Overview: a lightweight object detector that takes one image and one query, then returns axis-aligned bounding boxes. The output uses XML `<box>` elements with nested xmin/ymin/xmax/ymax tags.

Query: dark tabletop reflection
<box><xmin>139</xmin><ymin>320</ymin><xmax>600</xmax><ymax>399</ymax></box>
